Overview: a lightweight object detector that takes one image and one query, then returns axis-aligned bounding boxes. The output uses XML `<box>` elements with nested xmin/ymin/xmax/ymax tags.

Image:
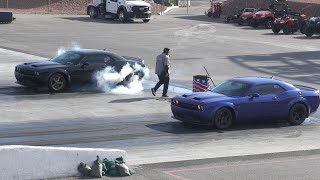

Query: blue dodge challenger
<box><xmin>171</xmin><ymin>77</ymin><xmax>320</xmax><ymax>129</ymax></box>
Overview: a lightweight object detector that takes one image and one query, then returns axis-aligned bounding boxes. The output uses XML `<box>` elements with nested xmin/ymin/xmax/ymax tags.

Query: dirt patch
<box><xmin>222</xmin><ymin>0</ymin><xmax>320</xmax><ymax>17</ymax></box>
<box><xmin>0</xmin><ymin>0</ymin><xmax>166</xmax><ymax>15</ymax></box>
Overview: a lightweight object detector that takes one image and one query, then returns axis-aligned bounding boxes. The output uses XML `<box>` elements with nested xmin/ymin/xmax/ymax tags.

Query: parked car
<box><xmin>272</xmin><ymin>13</ymin><xmax>307</xmax><ymax>34</ymax></box>
<box><xmin>14</xmin><ymin>49</ymin><xmax>146</xmax><ymax>92</ymax></box>
<box><xmin>171</xmin><ymin>77</ymin><xmax>320</xmax><ymax>129</ymax></box>
<box><xmin>226</xmin><ymin>8</ymin><xmax>243</xmax><ymax>23</ymax></box>
<box><xmin>251</xmin><ymin>10</ymin><xmax>275</xmax><ymax>29</ymax></box>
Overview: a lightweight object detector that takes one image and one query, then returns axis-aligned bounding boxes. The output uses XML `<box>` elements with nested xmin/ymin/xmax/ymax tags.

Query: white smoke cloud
<box><xmin>95</xmin><ymin>63</ymin><xmax>150</xmax><ymax>95</ymax></box>
<box><xmin>57</xmin><ymin>42</ymin><xmax>81</xmax><ymax>55</ymax></box>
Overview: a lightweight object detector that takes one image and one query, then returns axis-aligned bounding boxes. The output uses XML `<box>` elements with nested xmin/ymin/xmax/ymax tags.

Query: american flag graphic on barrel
<box><xmin>193</xmin><ymin>75</ymin><xmax>210</xmax><ymax>92</ymax></box>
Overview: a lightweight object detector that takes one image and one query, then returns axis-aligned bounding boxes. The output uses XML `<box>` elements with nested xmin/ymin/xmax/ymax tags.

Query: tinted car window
<box><xmin>51</xmin><ymin>52</ymin><xmax>83</xmax><ymax>65</ymax></box>
<box><xmin>82</xmin><ymin>54</ymin><xmax>113</xmax><ymax>64</ymax></box>
<box><xmin>251</xmin><ymin>84</ymin><xmax>285</xmax><ymax>96</ymax></box>
<box><xmin>211</xmin><ymin>80</ymin><xmax>251</xmax><ymax>97</ymax></box>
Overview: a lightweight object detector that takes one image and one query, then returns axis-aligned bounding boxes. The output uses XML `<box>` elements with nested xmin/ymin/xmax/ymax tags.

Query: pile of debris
<box><xmin>78</xmin><ymin>156</ymin><xmax>136</xmax><ymax>178</ymax></box>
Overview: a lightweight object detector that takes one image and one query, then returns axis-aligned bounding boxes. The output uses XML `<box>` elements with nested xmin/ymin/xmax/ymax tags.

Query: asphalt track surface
<box><xmin>1</xmin><ymin>1</ymin><xmax>320</xmax><ymax>179</ymax></box>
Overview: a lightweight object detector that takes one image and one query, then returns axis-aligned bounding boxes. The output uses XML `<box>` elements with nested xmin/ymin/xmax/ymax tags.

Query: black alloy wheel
<box><xmin>288</xmin><ymin>103</ymin><xmax>308</xmax><ymax>125</ymax></box>
<box><xmin>48</xmin><ymin>73</ymin><xmax>67</xmax><ymax>92</ymax></box>
<box><xmin>214</xmin><ymin>108</ymin><xmax>233</xmax><ymax>129</ymax></box>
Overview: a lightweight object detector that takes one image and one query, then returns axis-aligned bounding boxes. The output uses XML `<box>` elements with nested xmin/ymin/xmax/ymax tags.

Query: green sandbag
<box><xmin>109</xmin><ymin>165</ymin><xmax>120</xmax><ymax>177</ymax></box>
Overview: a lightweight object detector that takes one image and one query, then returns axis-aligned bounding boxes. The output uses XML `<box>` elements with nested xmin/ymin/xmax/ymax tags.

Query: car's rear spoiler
<box><xmin>122</xmin><ymin>56</ymin><xmax>144</xmax><ymax>64</ymax></box>
<box><xmin>294</xmin><ymin>84</ymin><xmax>319</xmax><ymax>93</ymax></box>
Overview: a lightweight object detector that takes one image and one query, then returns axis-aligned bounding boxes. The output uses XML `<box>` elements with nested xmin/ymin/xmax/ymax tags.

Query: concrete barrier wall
<box><xmin>0</xmin><ymin>145</ymin><xmax>127</xmax><ymax>180</ymax></box>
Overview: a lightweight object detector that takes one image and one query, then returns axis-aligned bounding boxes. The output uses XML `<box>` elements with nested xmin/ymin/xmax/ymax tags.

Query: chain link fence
<box><xmin>0</xmin><ymin>0</ymin><xmax>90</xmax><ymax>14</ymax></box>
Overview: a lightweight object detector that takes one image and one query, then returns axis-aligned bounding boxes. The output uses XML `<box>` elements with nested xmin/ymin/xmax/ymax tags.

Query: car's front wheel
<box><xmin>272</xmin><ymin>24</ymin><xmax>281</xmax><ymax>33</ymax></box>
<box><xmin>118</xmin><ymin>10</ymin><xmax>127</xmax><ymax>23</ymax></box>
<box><xmin>143</xmin><ymin>19</ymin><xmax>150</xmax><ymax>23</ymax></box>
<box><xmin>288</xmin><ymin>103</ymin><xmax>308</xmax><ymax>125</ymax></box>
<box><xmin>213</xmin><ymin>107</ymin><xmax>233</xmax><ymax>129</ymax></box>
<box><xmin>48</xmin><ymin>73</ymin><xmax>67</xmax><ymax>92</ymax></box>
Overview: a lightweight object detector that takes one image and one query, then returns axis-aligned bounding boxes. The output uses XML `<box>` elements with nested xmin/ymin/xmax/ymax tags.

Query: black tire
<box><xmin>265</xmin><ymin>19</ymin><xmax>273</xmax><ymax>29</ymax></box>
<box><xmin>272</xmin><ymin>24</ymin><xmax>281</xmax><ymax>33</ymax></box>
<box><xmin>238</xmin><ymin>19</ymin><xmax>244</xmax><ymax>25</ymax></box>
<box><xmin>118</xmin><ymin>10</ymin><xmax>127</xmax><ymax>23</ymax></box>
<box><xmin>48</xmin><ymin>73</ymin><xmax>67</xmax><ymax>92</ymax></box>
<box><xmin>143</xmin><ymin>19</ymin><xmax>150</xmax><ymax>23</ymax></box>
<box><xmin>288</xmin><ymin>103</ymin><xmax>308</xmax><ymax>125</ymax></box>
<box><xmin>251</xmin><ymin>22</ymin><xmax>258</xmax><ymax>28</ymax></box>
<box><xmin>89</xmin><ymin>6</ymin><xmax>98</xmax><ymax>18</ymax></box>
<box><xmin>283</xmin><ymin>24</ymin><xmax>292</xmax><ymax>35</ymax></box>
<box><xmin>305</xmin><ymin>27</ymin><xmax>314</xmax><ymax>37</ymax></box>
<box><xmin>213</xmin><ymin>107</ymin><xmax>233</xmax><ymax>129</ymax></box>
<box><xmin>300</xmin><ymin>23</ymin><xmax>306</xmax><ymax>34</ymax></box>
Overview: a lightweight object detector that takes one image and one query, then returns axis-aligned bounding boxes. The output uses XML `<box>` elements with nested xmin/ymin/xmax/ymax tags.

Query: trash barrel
<box><xmin>193</xmin><ymin>75</ymin><xmax>210</xmax><ymax>92</ymax></box>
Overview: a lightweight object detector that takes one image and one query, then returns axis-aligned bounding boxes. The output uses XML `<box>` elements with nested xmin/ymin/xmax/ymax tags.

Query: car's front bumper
<box><xmin>171</xmin><ymin>104</ymin><xmax>213</xmax><ymax>125</ymax></box>
<box><xmin>127</xmin><ymin>11</ymin><xmax>151</xmax><ymax>19</ymax></box>
<box><xmin>15</xmin><ymin>71</ymin><xmax>47</xmax><ymax>87</ymax></box>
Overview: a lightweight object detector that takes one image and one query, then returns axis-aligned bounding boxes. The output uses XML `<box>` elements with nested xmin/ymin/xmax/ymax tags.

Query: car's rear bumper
<box><xmin>171</xmin><ymin>104</ymin><xmax>213</xmax><ymax>125</ymax></box>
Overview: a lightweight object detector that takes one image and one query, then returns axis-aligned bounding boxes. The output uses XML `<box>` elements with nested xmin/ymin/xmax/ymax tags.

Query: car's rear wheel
<box><xmin>48</xmin><ymin>73</ymin><xmax>67</xmax><ymax>92</ymax></box>
<box><xmin>213</xmin><ymin>107</ymin><xmax>233</xmax><ymax>129</ymax></box>
<box><xmin>288</xmin><ymin>103</ymin><xmax>308</xmax><ymax>125</ymax></box>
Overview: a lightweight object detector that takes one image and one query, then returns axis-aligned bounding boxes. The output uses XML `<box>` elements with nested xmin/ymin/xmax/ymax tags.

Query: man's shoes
<box><xmin>162</xmin><ymin>95</ymin><xmax>169</xmax><ymax>98</ymax></box>
<box><xmin>151</xmin><ymin>88</ymin><xmax>156</xmax><ymax>96</ymax></box>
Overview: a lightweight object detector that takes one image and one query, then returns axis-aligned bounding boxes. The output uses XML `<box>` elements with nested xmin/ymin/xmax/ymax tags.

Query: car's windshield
<box><xmin>51</xmin><ymin>52</ymin><xmax>83</xmax><ymax>64</ymax></box>
<box><xmin>211</xmin><ymin>80</ymin><xmax>251</xmax><ymax>97</ymax></box>
<box><xmin>108</xmin><ymin>53</ymin><xmax>127</xmax><ymax>61</ymax></box>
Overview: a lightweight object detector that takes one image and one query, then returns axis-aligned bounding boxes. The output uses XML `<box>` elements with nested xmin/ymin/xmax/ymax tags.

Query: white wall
<box><xmin>0</xmin><ymin>145</ymin><xmax>127</xmax><ymax>180</ymax></box>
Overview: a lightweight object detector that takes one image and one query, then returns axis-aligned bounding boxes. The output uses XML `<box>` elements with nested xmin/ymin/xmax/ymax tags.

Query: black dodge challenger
<box><xmin>14</xmin><ymin>49</ymin><xmax>145</xmax><ymax>92</ymax></box>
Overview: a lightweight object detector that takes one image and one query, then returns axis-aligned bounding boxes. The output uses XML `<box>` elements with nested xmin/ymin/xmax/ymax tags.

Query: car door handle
<box><xmin>108</xmin><ymin>2</ymin><xmax>110</xmax><ymax>3</ymax></box>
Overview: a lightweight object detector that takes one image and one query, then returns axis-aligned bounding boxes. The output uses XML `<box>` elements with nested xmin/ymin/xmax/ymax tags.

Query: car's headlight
<box><xmin>197</xmin><ymin>105</ymin><xmax>204</xmax><ymax>111</ymax></box>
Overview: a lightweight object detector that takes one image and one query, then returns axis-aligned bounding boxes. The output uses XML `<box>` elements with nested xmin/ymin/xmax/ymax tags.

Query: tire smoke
<box><xmin>95</xmin><ymin>63</ymin><xmax>150</xmax><ymax>95</ymax></box>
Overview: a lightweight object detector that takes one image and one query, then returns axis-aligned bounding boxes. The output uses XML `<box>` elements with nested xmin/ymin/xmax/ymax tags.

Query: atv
<box><xmin>251</xmin><ymin>10</ymin><xmax>275</xmax><ymax>29</ymax></box>
<box><xmin>272</xmin><ymin>13</ymin><xmax>307</xmax><ymax>34</ymax></box>
<box><xmin>303</xmin><ymin>17</ymin><xmax>320</xmax><ymax>37</ymax></box>
<box><xmin>238</xmin><ymin>8</ymin><xmax>257</xmax><ymax>26</ymax></box>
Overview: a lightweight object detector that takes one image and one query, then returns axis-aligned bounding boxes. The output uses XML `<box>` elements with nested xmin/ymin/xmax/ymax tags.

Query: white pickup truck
<box><xmin>87</xmin><ymin>0</ymin><xmax>152</xmax><ymax>23</ymax></box>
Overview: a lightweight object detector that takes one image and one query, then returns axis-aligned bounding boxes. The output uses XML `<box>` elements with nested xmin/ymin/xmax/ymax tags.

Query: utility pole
<box><xmin>7</xmin><ymin>0</ymin><xmax>9</xmax><ymax>9</ymax></box>
<box><xmin>48</xmin><ymin>0</ymin><xmax>51</xmax><ymax>13</ymax></box>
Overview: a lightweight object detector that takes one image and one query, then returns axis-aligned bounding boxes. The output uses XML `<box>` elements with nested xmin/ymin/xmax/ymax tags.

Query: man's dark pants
<box><xmin>154</xmin><ymin>74</ymin><xmax>169</xmax><ymax>96</ymax></box>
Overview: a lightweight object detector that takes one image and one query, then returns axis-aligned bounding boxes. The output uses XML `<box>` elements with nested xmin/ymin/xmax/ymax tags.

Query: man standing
<box><xmin>151</xmin><ymin>48</ymin><xmax>170</xmax><ymax>97</ymax></box>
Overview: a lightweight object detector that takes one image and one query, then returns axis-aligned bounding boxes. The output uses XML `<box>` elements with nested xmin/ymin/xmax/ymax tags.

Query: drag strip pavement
<box><xmin>1</xmin><ymin>48</ymin><xmax>320</xmax><ymax>166</ymax></box>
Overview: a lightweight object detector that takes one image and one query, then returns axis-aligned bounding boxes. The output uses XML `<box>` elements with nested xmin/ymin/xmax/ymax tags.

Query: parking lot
<box><xmin>1</xmin><ymin>2</ymin><xmax>320</xmax><ymax>179</ymax></box>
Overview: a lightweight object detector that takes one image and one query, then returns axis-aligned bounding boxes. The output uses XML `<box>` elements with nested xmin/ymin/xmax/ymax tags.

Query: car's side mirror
<box><xmin>81</xmin><ymin>62</ymin><xmax>89</xmax><ymax>68</ymax></box>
